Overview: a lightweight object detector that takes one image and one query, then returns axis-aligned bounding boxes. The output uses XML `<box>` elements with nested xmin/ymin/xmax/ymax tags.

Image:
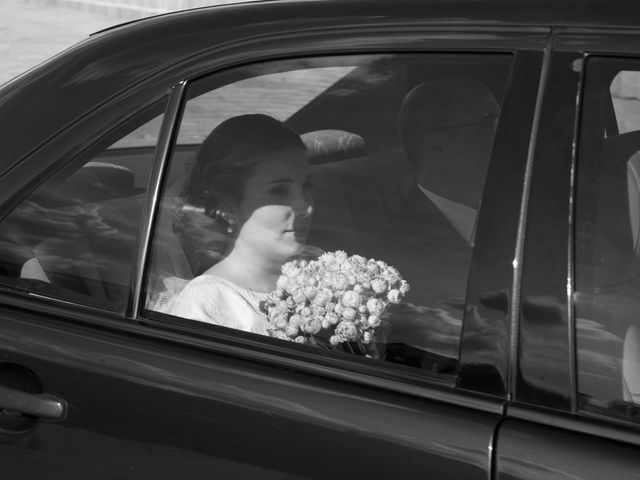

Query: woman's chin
<box><xmin>279</xmin><ymin>240</ymin><xmax>306</xmax><ymax>260</ymax></box>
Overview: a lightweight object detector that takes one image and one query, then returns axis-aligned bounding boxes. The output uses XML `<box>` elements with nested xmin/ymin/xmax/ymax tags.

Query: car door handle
<box><xmin>0</xmin><ymin>385</ymin><xmax>66</xmax><ymax>420</ymax></box>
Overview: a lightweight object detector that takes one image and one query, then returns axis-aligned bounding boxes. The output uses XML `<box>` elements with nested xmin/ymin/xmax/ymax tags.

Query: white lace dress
<box><xmin>163</xmin><ymin>274</ymin><xmax>270</xmax><ymax>335</ymax></box>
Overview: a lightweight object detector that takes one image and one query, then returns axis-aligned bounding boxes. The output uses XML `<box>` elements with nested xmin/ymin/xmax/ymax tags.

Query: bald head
<box><xmin>399</xmin><ymin>77</ymin><xmax>499</xmax><ymax>207</ymax></box>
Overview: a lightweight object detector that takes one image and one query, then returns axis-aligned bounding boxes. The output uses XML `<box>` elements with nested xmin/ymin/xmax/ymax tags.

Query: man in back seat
<box><xmin>376</xmin><ymin>77</ymin><xmax>500</xmax><ymax>366</ymax></box>
<box><xmin>399</xmin><ymin>77</ymin><xmax>499</xmax><ymax>247</ymax></box>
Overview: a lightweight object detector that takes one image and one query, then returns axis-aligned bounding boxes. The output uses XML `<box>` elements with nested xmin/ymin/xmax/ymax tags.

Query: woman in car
<box><xmin>164</xmin><ymin>114</ymin><xmax>314</xmax><ymax>334</ymax></box>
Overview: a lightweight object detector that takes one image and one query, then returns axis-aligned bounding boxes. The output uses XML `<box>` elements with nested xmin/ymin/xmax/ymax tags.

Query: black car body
<box><xmin>1</xmin><ymin>0</ymin><xmax>640</xmax><ymax>478</ymax></box>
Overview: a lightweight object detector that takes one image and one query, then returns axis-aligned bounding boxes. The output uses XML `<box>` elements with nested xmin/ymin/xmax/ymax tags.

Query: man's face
<box><xmin>417</xmin><ymin>113</ymin><xmax>497</xmax><ymax>208</ymax></box>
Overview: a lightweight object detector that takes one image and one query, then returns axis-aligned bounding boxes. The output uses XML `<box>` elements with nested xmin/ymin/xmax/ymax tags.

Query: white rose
<box><xmin>279</xmin><ymin>315</ymin><xmax>291</xmax><ymax>329</ymax></box>
<box><xmin>387</xmin><ymin>289</ymin><xmax>402</xmax><ymax>304</ymax></box>
<box><xmin>367</xmin><ymin>315</ymin><xmax>381</xmax><ymax>328</ymax></box>
<box><xmin>325</xmin><ymin>312</ymin><xmax>339</xmax><ymax>325</ymax></box>
<box><xmin>335</xmin><ymin>251</ymin><xmax>348</xmax><ymax>263</ymax></box>
<box><xmin>312</xmin><ymin>305</ymin><xmax>326</xmax><ymax>317</ymax></box>
<box><xmin>303</xmin><ymin>316</ymin><xmax>322</xmax><ymax>335</ymax></box>
<box><xmin>332</xmin><ymin>273</ymin><xmax>349</xmax><ymax>291</ymax></box>
<box><xmin>303</xmin><ymin>285</ymin><xmax>318</xmax><ymax>300</ymax></box>
<box><xmin>276</xmin><ymin>276</ymin><xmax>288</xmax><ymax>290</ymax></box>
<box><xmin>292</xmin><ymin>288</ymin><xmax>306</xmax><ymax>305</ymax></box>
<box><xmin>366</xmin><ymin>298</ymin><xmax>385</xmax><ymax>316</ymax></box>
<box><xmin>371</xmin><ymin>276</ymin><xmax>388</xmax><ymax>294</ymax></box>
<box><xmin>342</xmin><ymin>306</ymin><xmax>357</xmax><ymax>321</ymax></box>
<box><xmin>285</xmin><ymin>323</ymin><xmax>299</xmax><ymax>337</ymax></box>
<box><xmin>341</xmin><ymin>291</ymin><xmax>362</xmax><ymax>308</ymax></box>
<box><xmin>335</xmin><ymin>321</ymin><xmax>358</xmax><ymax>341</ymax></box>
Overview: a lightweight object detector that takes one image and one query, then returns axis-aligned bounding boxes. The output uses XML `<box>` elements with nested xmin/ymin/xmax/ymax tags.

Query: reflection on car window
<box><xmin>0</xmin><ymin>110</ymin><xmax>165</xmax><ymax>312</ymax></box>
<box><xmin>145</xmin><ymin>54</ymin><xmax>513</xmax><ymax>378</ymax></box>
<box><xmin>576</xmin><ymin>58</ymin><xmax>640</xmax><ymax>422</ymax></box>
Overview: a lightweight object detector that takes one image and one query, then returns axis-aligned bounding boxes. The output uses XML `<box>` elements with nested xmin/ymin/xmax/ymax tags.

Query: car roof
<box><xmin>0</xmin><ymin>0</ymin><xmax>638</xmax><ymax>176</ymax></box>
<box><xmin>95</xmin><ymin>0</ymin><xmax>640</xmax><ymax>34</ymax></box>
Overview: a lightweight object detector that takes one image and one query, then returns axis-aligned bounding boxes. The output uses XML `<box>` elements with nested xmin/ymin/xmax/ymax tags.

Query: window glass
<box><xmin>145</xmin><ymin>54</ymin><xmax>512</xmax><ymax>378</ymax></box>
<box><xmin>576</xmin><ymin>58</ymin><xmax>640</xmax><ymax>422</ymax></box>
<box><xmin>0</xmin><ymin>107</ymin><xmax>166</xmax><ymax>312</ymax></box>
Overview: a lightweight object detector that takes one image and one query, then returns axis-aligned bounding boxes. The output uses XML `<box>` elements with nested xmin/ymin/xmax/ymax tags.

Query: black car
<box><xmin>1</xmin><ymin>0</ymin><xmax>640</xmax><ymax>478</ymax></box>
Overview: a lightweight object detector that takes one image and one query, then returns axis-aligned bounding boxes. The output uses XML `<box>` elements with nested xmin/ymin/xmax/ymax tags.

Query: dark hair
<box><xmin>182</xmin><ymin>114</ymin><xmax>305</xmax><ymax>214</ymax></box>
<box><xmin>175</xmin><ymin>114</ymin><xmax>305</xmax><ymax>274</ymax></box>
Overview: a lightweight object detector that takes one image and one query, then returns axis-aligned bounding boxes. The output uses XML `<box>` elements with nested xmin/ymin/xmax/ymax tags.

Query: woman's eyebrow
<box><xmin>265</xmin><ymin>178</ymin><xmax>293</xmax><ymax>185</ymax></box>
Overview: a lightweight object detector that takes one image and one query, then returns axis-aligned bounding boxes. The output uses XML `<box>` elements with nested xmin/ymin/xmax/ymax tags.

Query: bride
<box><xmin>164</xmin><ymin>114</ymin><xmax>314</xmax><ymax>334</ymax></box>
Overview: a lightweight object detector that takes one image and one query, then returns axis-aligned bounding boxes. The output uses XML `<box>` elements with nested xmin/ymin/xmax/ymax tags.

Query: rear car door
<box><xmin>0</xmin><ymin>16</ymin><xmax>545</xmax><ymax>479</ymax></box>
<box><xmin>495</xmin><ymin>31</ymin><xmax>640</xmax><ymax>479</ymax></box>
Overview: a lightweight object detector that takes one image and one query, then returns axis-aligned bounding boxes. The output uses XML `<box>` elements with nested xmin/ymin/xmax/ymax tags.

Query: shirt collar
<box><xmin>417</xmin><ymin>184</ymin><xmax>477</xmax><ymax>246</ymax></box>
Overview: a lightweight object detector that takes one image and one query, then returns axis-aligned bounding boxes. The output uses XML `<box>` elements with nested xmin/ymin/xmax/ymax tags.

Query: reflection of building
<box><xmin>27</xmin><ymin>0</ymin><xmax>249</xmax><ymax>19</ymax></box>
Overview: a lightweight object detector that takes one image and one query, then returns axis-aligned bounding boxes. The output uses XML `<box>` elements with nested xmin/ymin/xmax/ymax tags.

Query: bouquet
<box><xmin>261</xmin><ymin>250</ymin><xmax>410</xmax><ymax>353</ymax></box>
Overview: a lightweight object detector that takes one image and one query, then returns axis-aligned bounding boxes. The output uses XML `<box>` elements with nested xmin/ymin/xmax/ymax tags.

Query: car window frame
<box><xmin>133</xmin><ymin>32</ymin><xmax>548</xmax><ymax>407</ymax></box>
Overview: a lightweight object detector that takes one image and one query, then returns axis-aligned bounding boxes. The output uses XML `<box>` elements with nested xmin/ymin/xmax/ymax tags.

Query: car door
<box><xmin>0</xmin><ymin>19</ymin><xmax>545</xmax><ymax>479</ymax></box>
<box><xmin>494</xmin><ymin>32</ymin><xmax>640</xmax><ymax>479</ymax></box>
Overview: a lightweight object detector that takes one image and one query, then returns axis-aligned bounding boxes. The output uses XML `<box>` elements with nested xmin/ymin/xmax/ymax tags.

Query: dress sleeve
<box><xmin>165</xmin><ymin>278</ymin><xmax>255</xmax><ymax>331</ymax></box>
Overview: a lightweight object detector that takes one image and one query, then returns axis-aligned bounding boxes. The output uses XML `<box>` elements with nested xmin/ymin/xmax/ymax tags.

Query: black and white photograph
<box><xmin>1</xmin><ymin>0</ymin><xmax>639</xmax><ymax>478</ymax></box>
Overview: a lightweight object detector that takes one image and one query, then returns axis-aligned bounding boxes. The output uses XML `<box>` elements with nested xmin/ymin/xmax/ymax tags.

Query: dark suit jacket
<box><xmin>360</xmin><ymin>185</ymin><xmax>471</xmax><ymax>309</ymax></box>
<box><xmin>357</xmin><ymin>185</ymin><xmax>472</xmax><ymax>368</ymax></box>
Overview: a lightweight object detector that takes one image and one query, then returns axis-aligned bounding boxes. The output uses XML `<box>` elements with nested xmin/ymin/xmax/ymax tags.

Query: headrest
<box><xmin>301</xmin><ymin>129</ymin><xmax>366</xmax><ymax>164</ymax></box>
<box><xmin>69</xmin><ymin>161</ymin><xmax>136</xmax><ymax>201</ymax></box>
<box><xmin>30</xmin><ymin>161</ymin><xmax>137</xmax><ymax>208</ymax></box>
<box><xmin>398</xmin><ymin>78</ymin><xmax>500</xmax><ymax>165</ymax></box>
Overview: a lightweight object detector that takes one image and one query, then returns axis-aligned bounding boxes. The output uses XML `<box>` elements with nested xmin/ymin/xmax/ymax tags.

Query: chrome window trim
<box><xmin>567</xmin><ymin>53</ymin><xmax>587</xmax><ymax>414</ymax></box>
<box><xmin>128</xmin><ymin>81</ymin><xmax>188</xmax><ymax>319</ymax></box>
<box><xmin>508</xmin><ymin>32</ymin><xmax>555</xmax><ymax>403</ymax></box>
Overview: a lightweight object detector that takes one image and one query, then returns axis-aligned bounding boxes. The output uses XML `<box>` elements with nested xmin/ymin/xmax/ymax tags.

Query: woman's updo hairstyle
<box><xmin>175</xmin><ymin>114</ymin><xmax>306</xmax><ymax>275</ymax></box>
<box><xmin>182</xmin><ymin>113</ymin><xmax>305</xmax><ymax>215</ymax></box>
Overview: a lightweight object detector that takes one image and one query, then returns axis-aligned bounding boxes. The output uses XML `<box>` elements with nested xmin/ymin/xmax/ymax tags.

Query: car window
<box><xmin>575</xmin><ymin>57</ymin><xmax>640</xmax><ymax>423</ymax></box>
<box><xmin>0</xmin><ymin>107</ymin><xmax>165</xmax><ymax>312</ymax></box>
<box><xmin>144</xmin><ymin>53</ymin><xmax>513</xmax><ymax>379</ymax></box>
